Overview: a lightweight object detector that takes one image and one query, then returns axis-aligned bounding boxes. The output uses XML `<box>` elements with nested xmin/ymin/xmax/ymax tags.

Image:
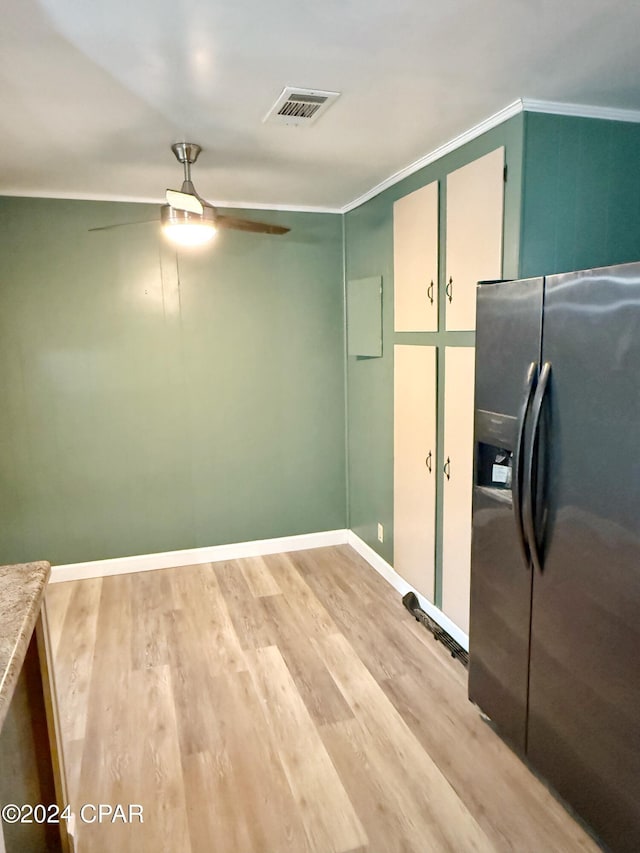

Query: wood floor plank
<box><xmin>329</xmin><ymin>546</ymin><xmax>469</xmax><ymax>685</ymax></box>
<box><xmin>77</xmin><ymin>574</ymin><xmax>132</xmax><ymax>770</ymax></box>
<box><xmin>51</xmin><ymin>577</ymin><xmax>103</xmax><ymax>746</ymax></box>
<box><xmin>261</xmin><ymin>592</ymin><xmax>354</xmax><ymax>726</ymax></box>
<box><xmin>165</xmin><ymin>607</ymin><xmax>242</xmax><ymax>758</ymax></box>
<box><xmin>45</xmin><ymin>581</ymin><xmax>74</xmax><ymax>660</ymax></box>
<box><xmin>263</xmin><ymin>552</ymin><xmax>341</xmax><ymax>638</ymax></box>
<box><xmin>129</xmin><ymin>568</ymin><xmax>172</xmax><ymax>670</ymax></box>
<box><xmin>240</xmin><ymin>555</ymin><xmax>282</xmax><ymax>597</ymax></box>
<box><xmin>182</xmin><ymin>749</ymin><xmax>253</xmax><ymax>853</ymax></box>
<box><xmin>320</xmin><ymin>717</ymin><xmax>432</xmax><ymax>853</ymax></box>
<box><xmin>171</xmin><ymin>563</ymin><xmax>247</xmax><ymax>675</ymax></box>
<box><xmin>63</xmin><ymin>738</ymin><xmax>83</xmax><ymax>807</ymax></box>
<box><xmin>247</xmin><ymin>645</ymin><xmax>368</xmax><ymax>853</ymax></box>
<box><xmin>300</xmin><ymin>546</ymin><xmax>468</xmax><ymax>691</ymax></box>
<box><xmin>80</xmin><ymin>664</ymin><xmax>191</xmax><ymax>853</ymax></box>
<box><xmin>381</xmin><ymin>672</ymin><xmax>601</xmax><ymax>852</ymax></box>
<box><xmin>164</xmin><ymin>565</ymin><xmax>246</xmax><ymax>757</ymax></box>
<box><xmin>164</xmin><ymin>608</ymin><xmax>216</xmax><ymax>757</ymax></box>
<box><xmin>75</xmin><ymin>575</ymin><xmax>138</xmax><ymax>848</ymax></box>
<box><xmin>214</xmin><ymin>559</ymin><xmax>279</xmax><ymax>649</ymax></box>
<box><xmin>46</xmin><ymin>545</ymin><xmax>603</xmax><ymax>853</ymax></box>
<box><xmin>314</xmin><ymin>632</ymin><xmax>495</xmax><ymax>853</ymax></box>
<box><xmin>183</xmin><ymin>669</ymin><xmax>311</xmax><ymax>853</ymax></box>
<box><xmin>289</xmin><ymin>549</ymin><xmax>410</xmax><ymax>682</ymax></box>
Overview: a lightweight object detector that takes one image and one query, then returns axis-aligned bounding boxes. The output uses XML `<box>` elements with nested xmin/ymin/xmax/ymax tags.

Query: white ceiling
<box><xmin>1</xmin><ymin>0</ymin><xmax>639</xmax><ymax>211</ymax></box>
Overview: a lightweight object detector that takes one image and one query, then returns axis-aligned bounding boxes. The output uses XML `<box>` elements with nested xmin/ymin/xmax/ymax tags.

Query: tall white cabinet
<box><xmin>393</xmin><ymin>147</ymin><xmax>504</xmax><ymax>639</ymax></box>
<box><xmin>441</xmin><ymin>347</ymin><xmax>476</xmax><ymax>633</ymax></box>
<box><xmin>393</xmin><ymin>345</ymin><xmax>437</xmax><ymax>600</ymax></box>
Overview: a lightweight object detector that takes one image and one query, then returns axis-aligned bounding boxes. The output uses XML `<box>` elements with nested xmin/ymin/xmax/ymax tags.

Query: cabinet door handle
<box><xmin>444</xmin><ymin>456</ymin><xmax>451</xmax><ymax>480</ymax></box>
<box><xmin>425</xmin><ymin>451</ymin><xmax>432</xmax><ymax>473</ymax></box>
<box><xmin>427</xmin><ymin>281</ymin><xmax>434</xmax><ymax>304</ymax></box>
<box><xmin>446</xmin><ymin>277</ymin><xmax>453</xmax><ymax>303</ymax></box>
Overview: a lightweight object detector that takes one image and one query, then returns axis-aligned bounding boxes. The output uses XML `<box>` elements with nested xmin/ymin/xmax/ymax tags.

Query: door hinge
<box><xmin>503</xmin><ymin>163</ymin><xmax>508</xmax><ymax>183</ymax></box>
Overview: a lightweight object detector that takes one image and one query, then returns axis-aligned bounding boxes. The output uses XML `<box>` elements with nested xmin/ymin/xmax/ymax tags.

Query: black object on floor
<box><xmin>402</xmin><ymin>592</ymin><xmax>469</xmax><ymax>668</ymax></box>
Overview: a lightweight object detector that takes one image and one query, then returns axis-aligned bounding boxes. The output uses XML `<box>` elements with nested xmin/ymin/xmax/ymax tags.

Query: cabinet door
<box><xmin>393</xmin><ymin>345</ymin><xmax>437</xmax><ymax>601</ymax></box>
<box><xmin>393</xmin><ymin>181</ymin><xmax>438</xmax><ymax>331</ymax></box>
<box><xmin>445</xmin><ymin>148</ymin><xmax>504</xmax><ymax>331</ymax></box>
<box><xmin>441</xmin><ymin>347</ymin><xmax>476</xmax><ymax>633</ymax></box>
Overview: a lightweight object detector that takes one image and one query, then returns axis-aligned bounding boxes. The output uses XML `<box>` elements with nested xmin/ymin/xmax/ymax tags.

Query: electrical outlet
<box><xmin>377</xmin><ymin>523</ymin><xmax>384</xmax><ymax>543</ymax></box>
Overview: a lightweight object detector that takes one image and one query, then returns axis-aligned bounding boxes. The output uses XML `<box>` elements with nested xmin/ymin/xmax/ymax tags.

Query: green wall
<box><xmin>344</xmin><ymin>115</ymin><xmax>525</xmax><ymax>590</ymax></box>
<box><xmin>0</xmin><ymin>198</ymin><xmax>346</xmax><ymax>565</ymax></box>
<box><xmin>520</xmin><ymin>113</ymin><xmax>640</xmax><ymax>277</ymax></box>
<box><xmin>4</xmin><ymin>111</ymin><xmax>640</xmax><ymax>572</ymax></box>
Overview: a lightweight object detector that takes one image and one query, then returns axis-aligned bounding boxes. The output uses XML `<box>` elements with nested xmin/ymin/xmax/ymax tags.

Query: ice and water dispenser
<box><xmin>476</xmin><ymin>443</ymin><xmax>513</xmax><ymax>490</ymax></box>
<box><xmin>474</xmin><ymin>411</ymin><xmax>518</xmax><ymax>496</ymax></box>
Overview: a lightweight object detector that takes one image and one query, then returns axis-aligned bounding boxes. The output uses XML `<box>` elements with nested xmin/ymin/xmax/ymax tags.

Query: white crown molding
<box><xmin>521</xmin><ymin>98</ymin><xmax>640</xmax><ymax>124</ymax></box>
<box><xmin>346</xmin><ymin>531</ymin><xmax>469</xmax><ymax>651</ymax></box>
<box><xmin>340</xmin><ymin>99</ymin><xmax>524</xmax><ymax>213</ymax></box>
<box><xmin>0</xmin><ymin>188</ymin><xmax>342</xmax><ymax>214</ymax></box>
<box><xmin>50</xmin><ymin>529</ymin><xmax>349</xmax><ymax>583</ymax></box>
<box><xmin>208</xmin><ymin>199</ymin><xmax>341</xmax><ymax>213</ymax></box>
<box><xmin>4</xmin><ymin>98</ymin><xmax>640</xmax><ymax>216</ymax></box>
<box><xmin>0</xmin><ymin>189</ymin><xmax>162</xmax><ymax>205</ymax></box>
<box><xmin>340</xmin><ymin>97</ymin><xmax>640</xmax><ymax>213</ymax></box>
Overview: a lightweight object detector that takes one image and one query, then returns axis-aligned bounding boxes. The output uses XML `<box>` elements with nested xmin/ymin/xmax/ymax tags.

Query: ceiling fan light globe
<box><xmin>162</xmin><ymin>223</ymin><xmax>217</xmax><ymax>246</ymax></box>
<box><xmin>160</xmin><ymin>204</ymin><xmax>216</xmax><ymax>247</ymax></box>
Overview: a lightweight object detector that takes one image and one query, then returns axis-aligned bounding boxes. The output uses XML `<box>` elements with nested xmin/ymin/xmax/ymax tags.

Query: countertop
<box><xmin>0</xmin><ymin>561</ymin><xmax>51</xmax><ymax>731</ymax></box>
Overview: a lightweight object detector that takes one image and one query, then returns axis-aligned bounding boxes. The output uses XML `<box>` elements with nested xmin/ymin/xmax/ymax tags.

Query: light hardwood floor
<box><xmin>46</xmin><ymin>545</ymin><xmax>602</xmax><ymax>853</ymax></box>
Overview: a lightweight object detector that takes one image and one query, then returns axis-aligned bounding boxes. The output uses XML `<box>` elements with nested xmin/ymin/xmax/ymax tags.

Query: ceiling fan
<box><xmin>89</xmin><ymin>143</ymin><xmax>290</xmax><ymax>246</ymax></box>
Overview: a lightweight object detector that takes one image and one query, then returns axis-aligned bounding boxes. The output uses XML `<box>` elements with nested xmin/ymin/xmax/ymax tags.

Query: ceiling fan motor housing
<box><xmin>171</xmin><ymin>142</ymin><xmax>202</xmax><ymax>165</ymax></box>
<box><xmin>161</xmin><ymin>203</ymin><xmax>215</xmax><ymax>227</ymax></box>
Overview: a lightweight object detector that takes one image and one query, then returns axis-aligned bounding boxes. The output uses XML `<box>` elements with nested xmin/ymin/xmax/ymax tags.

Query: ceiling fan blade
<box><xmin>166</xmin><ymin>189</ymin><xmax>204</xmax><ymax>214</ymax></box>
<box><xmin>215</xmin><ymin>215</ymin><xmax>290</xmax><ymax>235</ymax></box>
<box><xmin>88</xmin><ymin>219</ymin><xmax>158</xmax><ymax>232</ymax></box>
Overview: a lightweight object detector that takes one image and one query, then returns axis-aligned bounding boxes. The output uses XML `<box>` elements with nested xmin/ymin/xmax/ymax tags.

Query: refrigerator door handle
<box><xmin>524</xmin><ymin>361</ymin><xmax>552</xmax><ymax>574</ymax></box>
<box><xmin>513</xmin><ymin>361</ymin><xmax>538</xmax><ymax>569</ymax></box>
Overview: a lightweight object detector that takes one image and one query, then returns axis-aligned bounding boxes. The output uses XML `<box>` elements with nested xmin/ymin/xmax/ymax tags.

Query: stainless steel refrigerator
<box><xmin>469</xmin><ymin>262</ymin><xmax>640</xmax><ymax>853</ymax></box>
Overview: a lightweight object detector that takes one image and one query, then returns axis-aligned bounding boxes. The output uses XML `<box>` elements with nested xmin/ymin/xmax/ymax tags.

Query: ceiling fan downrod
<box><xmin>171</xmin><ymin>142</ymin><xmax>202</xmax><ymax>189</ymax></box>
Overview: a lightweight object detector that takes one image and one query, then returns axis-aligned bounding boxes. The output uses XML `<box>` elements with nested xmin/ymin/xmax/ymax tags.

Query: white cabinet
<box><xmin>393</xmin><ymin>181</ymin><xmax>438</xmax><ymax>331</ymax></box>
<box><xmin>391</xmin><ymin>149</ymin><xmax>504</xmax><ymax>638</ymax></box>
<box><xmin>393</xmin><ymin>345</ymin><xmax>437</xmax><ymax>601</ymax></box>
<box><xmin>441</xmin><ymin>347</ymin><xmax>476</xmax><ymax>634</ymax></box>
<box><xmin>445</xmin><ymin>147</ymin><xmax>504</xmax><ymax>330</ymax></box>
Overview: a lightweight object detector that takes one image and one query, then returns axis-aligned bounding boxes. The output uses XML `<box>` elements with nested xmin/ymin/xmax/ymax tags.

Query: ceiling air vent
<box><xmin>264</xmin><ymin>87</ymin><xmax>341</xmax><ymax>127</ymax></box>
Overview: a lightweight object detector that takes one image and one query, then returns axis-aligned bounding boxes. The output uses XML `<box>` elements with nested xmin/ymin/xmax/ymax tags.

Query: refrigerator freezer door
<box><xmin>469</xmin><ymin>278</ymin><xmax>543</xmax><ymax>752</ymax></box>
<box><xmin>527</xmin><ymin>263</ymin><xmax>640</xmax><ymax>853</ymax></box>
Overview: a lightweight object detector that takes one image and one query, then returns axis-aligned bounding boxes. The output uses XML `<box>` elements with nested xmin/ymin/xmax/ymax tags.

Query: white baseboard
<box><xmin>51</xmin><ymin>529</ymin><xmax>349</xmax><ymax>583</ymax></box>
<box><xmin>346</xmin><ymin>531</ymin><xmax>469</xmax><ymax>652</ymax></box>
<box><xmin>51</xmin><ymin>527</ymin><xmax>469</xmax><ymax>652</ymax></box>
